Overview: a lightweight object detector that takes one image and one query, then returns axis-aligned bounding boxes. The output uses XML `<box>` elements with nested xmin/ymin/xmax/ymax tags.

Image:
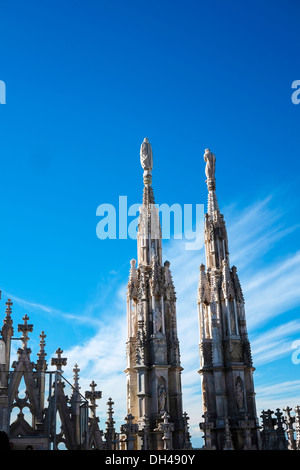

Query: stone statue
<box><xmin>235</xmin><ymin>379</ymin><xmax>244</xmax><ymax>410</ymax></box>
<box><xmin>140</xmin><ymin>138</ymin><xmax>153</xmax><ymax>171</ymax></box>
<box><xmin>230</xmin><ymin>306</ymin><xmax>236</xmax><ymax>335</ymax></box>
<box><xmin>204</xmin><ymin>309</ymin><xmax>210</xmax><ymax>338</ymax></box>
<box><xmin>155</xmin><ymin>307</ymin><xmax>162</xmax><ymax>333</ymax></box>
<box><xmin>158</xmin><ymin>384</ymin><xmax>167</xmax><ymax>412</ymax></box>
<box><xmin>137</xmin><ymin>303</ymin><xmax>143</xmax><ymax>321</ymax></box>
<box><xmin>204</xmin><ymin>148</ymin><xmax>216</xmax><ymax>180</ymax></box>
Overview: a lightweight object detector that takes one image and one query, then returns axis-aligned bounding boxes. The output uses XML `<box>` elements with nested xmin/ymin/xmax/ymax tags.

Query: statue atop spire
<box><xmin>204</xmin><ymin>148</ymin><xmax>216</xmax><ymax>192</ymax></box>
<box><xmin>140</xmin><ymin>137</ymin><xmax>153</xmax><ymax>171</ymax></box>
<box><xmin>140</xmin><ymin>137</ymin><xmax>153</xmax><ymax>186</ymax></box>
<box><xmin>204</xmin><ymin>148</ymin><xmax>215</xmax><ymax>180</ymax></box>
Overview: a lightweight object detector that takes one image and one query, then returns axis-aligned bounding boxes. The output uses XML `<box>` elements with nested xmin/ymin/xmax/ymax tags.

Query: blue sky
<box><xmin>0</xmin><ymin>0</ymin><xmax>300</xmax><ymax>447</ymax></box>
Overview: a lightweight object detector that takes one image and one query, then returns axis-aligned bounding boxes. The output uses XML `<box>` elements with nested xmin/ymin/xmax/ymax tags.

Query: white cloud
<box><xmin>1</xmin><ymin>290</ymin><xmax>57</xmax><ymax>315</ymax></box>
<box><xmin>244</xmin><ymin>252</ymin><xmax>300</xmax><ymax>329</ymax></box>
<box><xmin>225</xmin><ymin>196</ymin><xmax>300</xmax><ymax>269</ymax></box>
<box><xmin>61</xmin><ymin>316</ymin><xmax>128</xmax><ymax>428</ymax></box>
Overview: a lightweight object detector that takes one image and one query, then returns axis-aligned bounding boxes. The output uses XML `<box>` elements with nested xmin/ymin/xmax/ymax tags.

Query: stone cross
<box><xmin>158</xmin><ymin>412</ymin><xmax>174</xmax><ymax>450</ymax></box>
<box><xmin>51</xmin><ymin>348</ymin><xmax>67</xmax><ymax>374</ymax></box>
<box><xmin>121</xmin><ymin>413</ymin><xmax>138</xmax><ymax>450</ymax></box>
<box><xmin>284</xmin><ymin>406</ymin><xmax>296</xmax><ymax>450</ymax></box>
<box><xmin>261</xmin><ymin>409</ymin><xmax>275</xmax><ymax>429</ymax></box>
<box><xmin>200</xmin><ymin>411</ymin><xmax>215</xmax><ymax>450</ymax></box>
<box><xmin>18</xmin><ymin>314</ymin><xmax>33</xmax><ymax>349</ymax></box>
<box><xmin>5</xmin><ymin>298</ymin><xmax>13</xmax><ymax>315</ymax></box>
<box><xmin>182</xmin><ymin>412</ymin><xmax>192</xmax><ymax>449</ymax></box>
<box><xmin>85</xmin><ymin>381</ymin><xmax>102</xmax><ymax>419</ymax></box>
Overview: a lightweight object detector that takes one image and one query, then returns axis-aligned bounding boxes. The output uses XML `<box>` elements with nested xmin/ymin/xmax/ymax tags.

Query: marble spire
<box><xmin>124</xmin><ymin>138</ymin><xmax>184</xmax><ymax>450</ymax></box>
<box><xmin>198</xmin><ymin>148</ymin><xmax>261</xmax><ymax>450</ymax></box>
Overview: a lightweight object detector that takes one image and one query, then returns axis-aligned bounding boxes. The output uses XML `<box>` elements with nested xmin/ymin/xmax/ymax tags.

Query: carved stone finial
<box><xmin>37</xmin><ymin>331</ymin><xmax>47</xmax><ymax>360</ymax></box>
<box><xmin>5</xmin><ymin>298</ymin><xmax>13</xmax><ymax>315</ymax></box>
<box><xmin>73</xmin><ymin>364</ymin><xmax>80</xmax><ymax>390</ymax></box>
<box><xmin>105</xmin><ymin>397</ymin><xmax>116</xmax><ymax>450</ymax></box>
<box><xmin>2</xmin><ymin>298</ymin><xmax>14</xmax><ymax>339</ymax></box>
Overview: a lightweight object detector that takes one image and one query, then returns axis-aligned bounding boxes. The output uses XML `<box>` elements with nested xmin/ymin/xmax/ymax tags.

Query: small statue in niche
<box><xmin>164</xmin><ymin>260</ymin><xmax>172</xmax><ymax>285</ymax></box>
<box><xmin>204</xmin><ymin>308</ymin><xmax>210</xmax><ymax>338</ymax></box>
<box><xmin>131</xmin><ymin>306</ymin><xmax>137</xmax><ymax>335</ymax></box>
<box><xmin>235</xmin><ymin>378</ymin><xmax>244</xmax><ymax>410</ymax></box>
<box><xmin>170</xmin><ymin>303</ymin><xmax>176</xmax><ymax>317</ymax></box>
<box><xmin>158</xmin><ymin>384</ymin><xmax>167</xmax><ymax>412</ymax></box>
<box><xmin>230</xmin><ymin>306</ymin><xmax>236</xmax><ymax>335</ymax></box>
<box><xmin>137</xmin><ymin>303</ymin><xmax>143</xmax><ymax>321</ymax></box>
<box><xmin>155</xmin><ymin>307</ymin><xmax>162</xmax><ymax>333</ymax></box>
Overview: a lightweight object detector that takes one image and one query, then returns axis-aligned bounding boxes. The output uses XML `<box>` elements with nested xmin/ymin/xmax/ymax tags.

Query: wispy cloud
<box><xmin>62</xmin><ymin>315</ymin><xmax>128</xmax><ymax>425</ymax></box>
<box><xmin>244</xmin><ymin>252</ymin><xmax>300</xmax><ymax>329</ymax></box>
<box><xmin>225</xmin><ymin>196</ymin><xmax>300</xmax><ymax>269</ymax></box>
<box><xmin>255</xmin><ymin>380</ymin><xmax>300</xmax><ymax>412</ymax></box>
<box><xmin>0</xmin><ymin>289</ymin><xmax>70</xmax><ymax>319</ymax></box>
<box><xmin>251</xmin><ymin>320</ymin><xmax>300</xmax><ymax>365</ymax></box>
<box><xmin>1</xmin><ymin>291</ymin><xmax>55</xmax><ymax>314</ymax></box>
